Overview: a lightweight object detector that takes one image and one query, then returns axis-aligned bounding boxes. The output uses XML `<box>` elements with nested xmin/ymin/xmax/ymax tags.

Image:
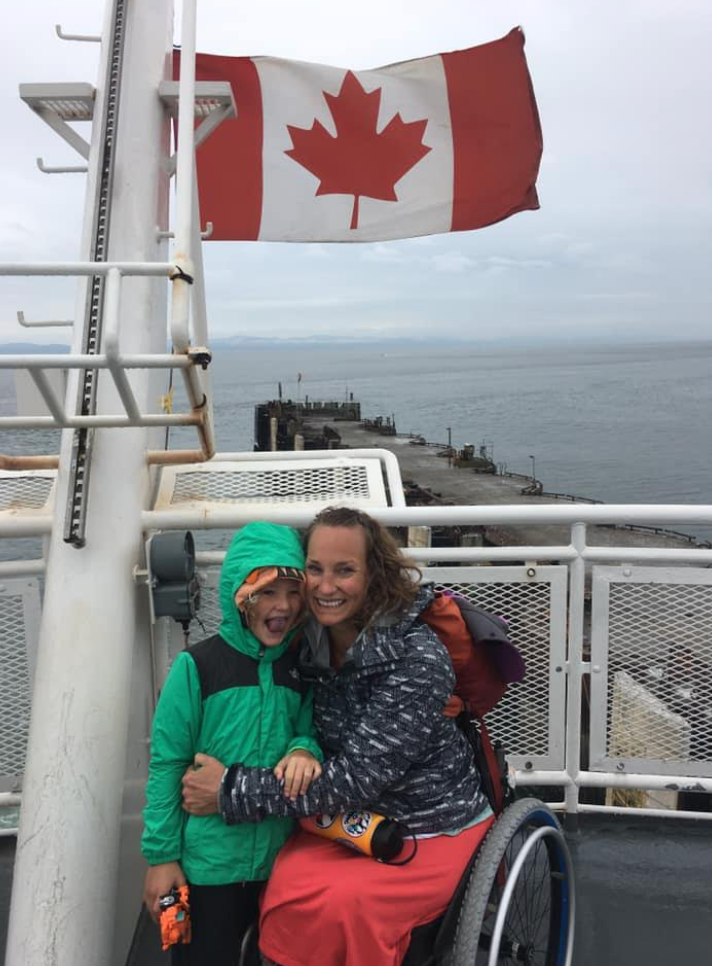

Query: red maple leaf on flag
<box><xmin>285</xmin><ymin>71</ymin><xmax>432</xmax><ymax>230</ymax></box>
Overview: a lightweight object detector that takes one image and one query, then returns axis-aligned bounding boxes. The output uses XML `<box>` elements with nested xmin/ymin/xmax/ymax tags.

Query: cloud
<box><xmin>484</xmin><ymin>255</ymin><xmax>552</xmax><ymax>270</ymax></box>
<box><xmin>428</xmin><ymin>253</ymin><xmax>553</xmax><ymax>274</ymax></box>
<box><xmin>577</xmin><ymin>291</ymin><xmax>654</xmax><ymax>301</ymax></box>
<box><xmin>301</xmin><ymin>243</ymin><xmax>331</xmax><ymax>259</ymax></box>
<box><xmin>360</xmin><ymin>243</ymin><xmax>410</xmax><ymax>264</ymax></box>
<box><xmin>222</xmin><ymin>295</ymin><xmax>357</xmax><ymax>310</ymax></box>
<box><xmin>431</xmin><ymin>251</ymin><xmax>476</xmax><ymax>273</ymax></box>
<box><xmin>2</xmin><ymin>1</ymin><xmax>711</xmax><ymax>347</ymax></box>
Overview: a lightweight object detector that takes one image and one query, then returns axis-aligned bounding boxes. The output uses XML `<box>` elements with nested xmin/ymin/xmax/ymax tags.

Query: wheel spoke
<box><xmin>499</xmin><ymin>835</ymin><xmax>559</xmax><ymax>964</ymax></box>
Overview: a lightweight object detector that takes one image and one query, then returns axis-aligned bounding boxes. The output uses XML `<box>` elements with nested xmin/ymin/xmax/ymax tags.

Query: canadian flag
<box><xmin>182</xmin><ymin>28</ymin><xmax>542</xmax><ymax>242</ymax></box>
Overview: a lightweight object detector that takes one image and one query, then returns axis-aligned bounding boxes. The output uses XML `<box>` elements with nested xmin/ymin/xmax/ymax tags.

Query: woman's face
<box><xmin>238</xmin><ymin>577</ymin><xmax>304</xmax><ymax>648</ymax></box>
<box><xmin>305</xmin><ymin>525</ymin><xmax>369</xmax><ymax>630</ymax></box>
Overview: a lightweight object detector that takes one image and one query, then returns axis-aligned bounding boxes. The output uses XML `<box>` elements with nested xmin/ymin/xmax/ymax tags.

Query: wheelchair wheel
<box><xmin>451</xmin><ymin>799</ymin><xmax>574</xmax><ymax>966</ymax></box>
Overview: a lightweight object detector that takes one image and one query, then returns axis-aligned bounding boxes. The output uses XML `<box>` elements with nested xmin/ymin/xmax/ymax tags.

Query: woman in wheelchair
<box><xmin>182</xmin><ymin>506</ymin><xmax>496</xmax><ymax>966</ymax></box>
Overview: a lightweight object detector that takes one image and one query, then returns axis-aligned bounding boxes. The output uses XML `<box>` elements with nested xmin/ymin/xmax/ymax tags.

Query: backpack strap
<box><xmin>456</xmin><ymin>712</ymin><xmax>507</xmax><ymax>815</ymax></box>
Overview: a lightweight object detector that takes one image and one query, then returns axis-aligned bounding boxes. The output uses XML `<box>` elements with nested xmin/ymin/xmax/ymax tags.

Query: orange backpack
<box><xmin>421</xmin><ymin>593</ymin><xmax>525</xmax><ymax>717</ymax></box>
<box><xmin>420</xmin><ymin>593</ymin><xmax>525</xmax><ymax>812</ymax></box>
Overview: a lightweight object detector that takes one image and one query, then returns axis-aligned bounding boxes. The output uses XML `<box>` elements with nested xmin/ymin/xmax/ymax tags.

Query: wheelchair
<box><xmin>403</xmin><ymin>796</ymin><xmax>575</xmax><ymax>966</ymax></box>
<box><xmin>239</xmin><ymin>796</ymin><xmax>575</xmax><ymax>966</ymax></box>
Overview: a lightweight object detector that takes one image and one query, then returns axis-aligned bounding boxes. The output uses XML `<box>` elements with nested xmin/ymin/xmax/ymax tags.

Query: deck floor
<box><xmin>2</xmin><ymin>812</ymin><xmax>711</xmax><ymax>965</ymax></box>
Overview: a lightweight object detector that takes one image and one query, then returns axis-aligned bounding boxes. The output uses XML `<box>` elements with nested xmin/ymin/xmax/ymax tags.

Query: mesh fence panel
<box><xmin>429</xmin><ymin>579</ymin><xmax>558</xmax><ymax>763</ymax></box>
<box><xmin>160</xmin><ymin>574</ymin><xmax>223</xmax><ymax>672</ymax></box>
<box><xmin>0</xmin><ymin>476</ymin><xmax>53</xmax><ymax>511</ymax></box>
<box><xmin>172</xmin><ymin>566</ymin><xmax>565</xmax><ymax>770</ymax></box>
<box><xmin>0</xmin><ymin>582</ymin><xmax>40</xmax><ymax>790</ymax></box>
<box><xmin>591</xmin><ymin>569</ymin><xmax>712</xmax><ymax>776</ymax></box>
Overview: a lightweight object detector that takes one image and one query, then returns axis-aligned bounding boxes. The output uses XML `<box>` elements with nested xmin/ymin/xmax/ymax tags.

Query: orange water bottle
<box><xmin>300</xmin><ymin>810</ymin><xmax>411</xmax><ymax>862</ymax></box>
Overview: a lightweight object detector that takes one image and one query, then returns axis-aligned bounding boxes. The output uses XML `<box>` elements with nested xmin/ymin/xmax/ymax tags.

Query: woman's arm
<box><xmin>217</xmin><ymin>628</ymin><xmax>455</xmax><ymax>823</ymax></box>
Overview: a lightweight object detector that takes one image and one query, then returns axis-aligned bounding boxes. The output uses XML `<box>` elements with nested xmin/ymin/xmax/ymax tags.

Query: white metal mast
<box><xmin>5</xmin><ymin>0</ymin><xmax>177</xmax><ymax>962</ymax></box>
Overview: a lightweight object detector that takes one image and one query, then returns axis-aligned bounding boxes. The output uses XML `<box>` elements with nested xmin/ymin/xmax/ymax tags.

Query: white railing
<box><xmin>4</xmin><ymin>502</ymin><xmax>711</xmax><ymax>824</ymax></box>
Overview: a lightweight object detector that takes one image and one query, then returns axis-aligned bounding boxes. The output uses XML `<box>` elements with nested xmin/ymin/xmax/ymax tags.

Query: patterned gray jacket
<box><xmin>219</xmin><ymin>584</ymin><xmax>488</xmax><ymax>834</ymax></box>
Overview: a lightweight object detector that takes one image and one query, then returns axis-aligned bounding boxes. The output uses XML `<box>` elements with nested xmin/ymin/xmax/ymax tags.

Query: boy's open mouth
<box><xmin>265</xmin><ymin>617</ymin><xmax>289</xmax><ymax>634</ymax></box>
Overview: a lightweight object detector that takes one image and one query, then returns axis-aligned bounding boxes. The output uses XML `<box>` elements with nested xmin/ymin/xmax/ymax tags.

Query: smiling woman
<box><xmin>304</xmin><ymin>505</ymin><xmax>422</xmax><ymax>634</ymax></box>
<box><xmin>303</xmin><ymin>515</ymin><xmax>372</xmax><ymax>668</ymax></box>
<box><xmin>182</xmin><ymin>507</ymin><xmax>493</xmax><ymax>966</ymax></box>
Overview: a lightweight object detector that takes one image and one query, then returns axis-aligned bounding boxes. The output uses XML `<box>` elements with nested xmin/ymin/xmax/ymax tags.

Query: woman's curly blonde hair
<box><xmin>303</xmin><ymin>506</ymin><xmax>421</xmax><ymax>628</ymax></box>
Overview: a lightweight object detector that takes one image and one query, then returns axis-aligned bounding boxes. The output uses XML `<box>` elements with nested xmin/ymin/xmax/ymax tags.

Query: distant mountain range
<box><xmin>2</xmin><ymin>334</ymin><xmax>711</xmax><ymax>353</ymax></box>
<box><xmin>0</xmin><ymin>335</ymin><xmax>479</xmax><ymax>352</ymax></box>
<box><xmin>208</xmin><ymin>334</ymin><xmax>476</xmax><ymax>348</ymax></box>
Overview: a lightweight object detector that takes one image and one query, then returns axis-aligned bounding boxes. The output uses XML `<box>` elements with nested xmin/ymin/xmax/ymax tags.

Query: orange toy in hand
<box><xmin>159</xmin><ymin>885</ymin><xmax>192</xmax><ymax>950</ymax></box>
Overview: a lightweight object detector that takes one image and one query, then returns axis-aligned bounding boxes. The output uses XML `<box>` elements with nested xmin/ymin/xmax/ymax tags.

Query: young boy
<box><xmin>141</xmin><ymin>521</ymin><xmax>322</xmax><ymax>962</ymax></box>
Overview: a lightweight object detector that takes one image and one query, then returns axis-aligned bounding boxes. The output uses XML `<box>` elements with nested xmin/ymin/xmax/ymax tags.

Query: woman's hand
<box><xmin>273</xmin><ymin>749</ymin><xmax>323</xmax><ymax>801</ymax></box>
<box><xmin>181</xmin><ymin>753</ymin><xmax>225</xmax><ymax>815</ymax></box>
<box><xmin>143</xmin><ymin>861</ymin><xmax>186</xmax><ymax>924</ymax></box>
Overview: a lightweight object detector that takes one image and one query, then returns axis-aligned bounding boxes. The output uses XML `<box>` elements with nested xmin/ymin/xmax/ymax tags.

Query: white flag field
<box><xmin>179</xmin><ymin>28</ymin><xmax>543</xmax><ymax>243</ymax></box>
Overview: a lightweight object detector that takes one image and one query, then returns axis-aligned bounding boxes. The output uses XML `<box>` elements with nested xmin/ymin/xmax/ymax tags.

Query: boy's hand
<box><xmin>273</xmin><ymin>749</ymin><xmax>322</xmax><ymax>801</ymax></box>
<box><xmin>143</xmin><ymin>861</ymin><xmax>186</xmax><ymax>924</ymax></box>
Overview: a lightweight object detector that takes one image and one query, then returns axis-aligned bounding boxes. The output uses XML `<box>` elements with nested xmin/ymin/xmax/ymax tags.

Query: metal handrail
<box><xmin>3</xmin><ymin>506</ymin><xmax>712</xmax><ymax>819</ymax></box>
<box><xmin>138</xmin><ymin>502</ymin><xmax>712</xmax><ymax>531</ymax></box>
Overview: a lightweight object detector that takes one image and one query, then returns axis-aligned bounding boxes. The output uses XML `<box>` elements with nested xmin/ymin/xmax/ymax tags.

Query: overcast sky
<box><xmin>1</xmin><ymin>0</ymin><xmax>710</xmax><ymax>344</ymax></box>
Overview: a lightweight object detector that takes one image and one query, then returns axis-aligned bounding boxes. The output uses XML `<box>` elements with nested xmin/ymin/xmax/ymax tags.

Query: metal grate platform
<box><xmin>153</xmin><ymin>458</ymin><xmax>389</xmax><ymax>512</ymax></box>
<box><xmin>19</xmin><ymin>83</ymin><xmax>96</xmax><ymax>121</ymax></box>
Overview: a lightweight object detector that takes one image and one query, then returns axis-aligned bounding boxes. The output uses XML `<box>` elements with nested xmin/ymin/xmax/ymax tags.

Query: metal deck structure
<box><xmin>3</xmin><ymin>463</ymin><xmax>712</xmax><ymax>964</ymax></box>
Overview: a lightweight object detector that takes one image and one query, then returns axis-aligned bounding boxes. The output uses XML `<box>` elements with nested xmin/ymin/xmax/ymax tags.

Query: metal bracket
<box><xmin>17</xmin><ymin>310</ymin><xmax>73</xmax><ymax>329</ymax></box>
<box><xmin>36</xmin><ymin>158</ymin><xmax>88</xmax><ymax>175</ymax></box>
<box><xmin>158</xmin><ymin>81</ymin><xmax>236</xmax><ymax>177</ymax></box>
<box><xmin>187</xmin><ymin>346</ymin><xmax>212</xmax><ymax>371</ymax></box>
<box><xmin>20</xmin><ymin>83</ymin><xmax>95</xmax><ymax>162</ymax></box>
<box><xmin>55</xmin><ymin>24</ymin><xmax>101</xmax><ymax>43</ymax></box>
<box><xmin>157</xmin><ymin>222</ymin><xmax>213</xmax><ymax>240</ymax></box>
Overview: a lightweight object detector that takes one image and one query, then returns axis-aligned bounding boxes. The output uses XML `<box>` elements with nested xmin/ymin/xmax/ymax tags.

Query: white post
<box><xmin>564</xmin><ymin>522</ymin><xmax>587</xmax><ymax>814</ymax></box>
<box><xmin>5</xmin><ymin>1</ymin><xmax>174</xmax><ymax>963</ymax></box>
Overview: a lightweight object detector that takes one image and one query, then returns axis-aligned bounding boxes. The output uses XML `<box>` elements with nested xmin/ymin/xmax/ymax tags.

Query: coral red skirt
<box><xmin>259</xmin><ymin>816</ymin><xmax>495</xmax><ymax>966</ymax></box>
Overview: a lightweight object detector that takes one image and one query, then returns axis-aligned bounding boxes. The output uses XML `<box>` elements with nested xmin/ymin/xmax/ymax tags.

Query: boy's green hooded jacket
<box><xmin>141</xmin><ymin>522</ymin><xmax>321</xmax><ymax>884</ymax></box>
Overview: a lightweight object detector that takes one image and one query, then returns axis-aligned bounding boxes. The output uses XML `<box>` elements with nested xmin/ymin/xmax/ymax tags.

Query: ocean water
<box><xmin>174</xmin><ymin>338</ymin><xmax>712</xmax><ymax>541</ymax></box>
<box><xmin>2</xmin><ymin>340</ymin><xmax>712</xmax><ymax>539</ymax></box>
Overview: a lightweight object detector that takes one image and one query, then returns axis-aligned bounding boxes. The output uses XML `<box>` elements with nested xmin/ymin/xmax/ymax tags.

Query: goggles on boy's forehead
<box><xmin>235</xmin><ymin>565</ymin><xmax>305</xmax><ymax>612</ymax></box>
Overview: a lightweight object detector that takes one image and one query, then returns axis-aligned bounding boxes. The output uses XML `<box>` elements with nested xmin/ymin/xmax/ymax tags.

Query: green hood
<box><xmin>218</xmin><ymin>521</ymin><xmax>305</xmax><ymax>659</ymax></box>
